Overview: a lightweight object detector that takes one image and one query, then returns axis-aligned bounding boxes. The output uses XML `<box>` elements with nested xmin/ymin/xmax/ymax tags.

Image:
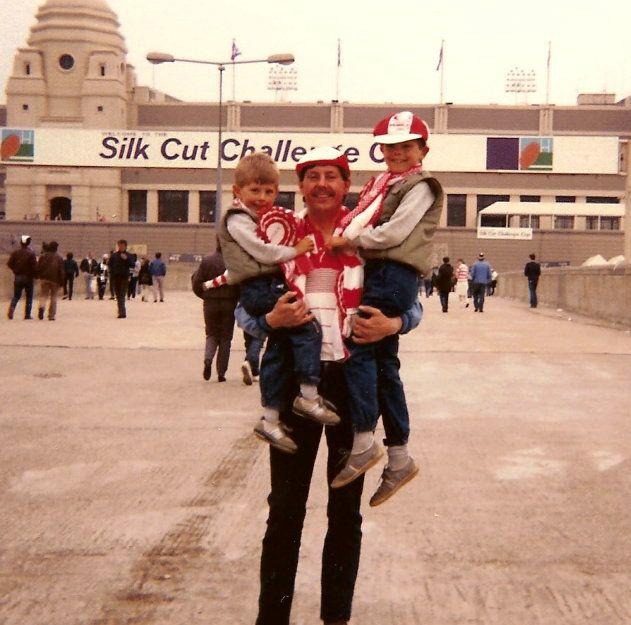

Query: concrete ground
<box><xmin>0</xmin><ymin>290</ymin><xmax>630</xmax><ymax>625</ymax></box>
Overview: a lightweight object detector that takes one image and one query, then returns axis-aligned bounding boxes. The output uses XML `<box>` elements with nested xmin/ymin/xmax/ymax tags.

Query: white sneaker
<box><xmin>253</xmin><ymin>418</ymin><xmax>297</xmax><ymax>454</ymax></box>
<box><xmin>252</xmin><ymin>375</ymin><xmax>259</xmax><ymax>383</ymax></box>
<box><xmin>241</xmin><ymin>361</ymin><xmax>253</xmax><ymax>385</ymax></box>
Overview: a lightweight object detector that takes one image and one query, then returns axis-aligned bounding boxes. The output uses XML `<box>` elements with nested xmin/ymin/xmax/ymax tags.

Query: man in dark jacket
<box><xmin>62</xmin><ymin>252</ymin><xmax>80</xmax><ymax>300</ymax></box>
<box><xmin>108</xmin><ymin>239</ymin><xmax>135</xmax><ymax>318</ymax></box>
<box><xmin>191</xmin><ymin>243</ymin><xmax>239</xmax><ymax>382</ymax></box>
<box><xmin>524</xmin><ymin>253</ymin><xmax>542</xmax><ymax>308</ymax></box>
<box><xmin>36</xmin><ymin>240</ymin><xmax>65</xmax><ymax>320</ymax></box>
<box><xmin>79</xmin><ymin>252</ymin><xmax>99</xmax><ymax>299</ymax></box>
<box><xmin>435</xmin><ymin>256</ymin><xmax>454</xmax><ymax>313</ymax></box>
<box><xmin>7</xmin><ymin>234</ymin><xmax>37</xmax><ymax>319</ymax></box>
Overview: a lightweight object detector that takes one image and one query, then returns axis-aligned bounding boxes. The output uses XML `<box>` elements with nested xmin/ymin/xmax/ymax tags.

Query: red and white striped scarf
<box><xmin>338</xmin><ymin>165</ymin><xmax>423</xmax><ymax>240</ymax></box>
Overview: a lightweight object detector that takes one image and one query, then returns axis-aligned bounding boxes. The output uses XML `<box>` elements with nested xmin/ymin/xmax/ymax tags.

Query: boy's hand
<box><xmin>202</xmin><ymin>280</ymin><xmax>214</xmax><ymax>291</ymax></box>
<box><xmin>294</xmin><ymin>237</ymin><xmax>315</xmax><ymax>256</ymax></box>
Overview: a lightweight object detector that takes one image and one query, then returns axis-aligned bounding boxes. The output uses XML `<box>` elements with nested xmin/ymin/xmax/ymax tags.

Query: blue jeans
<box><xmin>241</xmin><ymin>275</ymin><xmax>322</xmax><ymax>410</ymax></box>
<box><xmin>439</xmin><ymin>290</ymin><xmax>449</xmax><ymax>312</ymax></box>
<box><xmin>528</xmin><ymin>279</ymin><xmax>538</xmax><ymax>308</ymax></box>
<box><xmin>260</xmin><ymin>321</ymin><xmax>322</xmax><ymax>409</ymax></box>
<box><xmin>10</xmin><ymin>276</ymin><xmax>34</xmax><ymax>318</ymax></box>
<box><xmin>472</xmin><ymin>282</ymin><xmax>486</xmax><ymax>311</ymax></box>
<box><xmin>344</xmin><ymin>260</ymin><xmax>418</xmax><ymax>444</ymax></box>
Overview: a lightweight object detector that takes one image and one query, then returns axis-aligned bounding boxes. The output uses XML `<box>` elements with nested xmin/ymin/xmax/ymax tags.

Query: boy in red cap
<box><xmin>329</xmin><ymin>111</ymin><xmax>443</xmax><ymax>505</ymax></box>
<box><xmin>212</xmin><ymin>152</ymin><xmax>341</xmax><ymax>454</ymax></box>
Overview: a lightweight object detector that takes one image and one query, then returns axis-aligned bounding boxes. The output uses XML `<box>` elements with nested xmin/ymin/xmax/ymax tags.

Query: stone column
<box><xmin>188</xmin><ymin>191</ymin><xmax>200</xmax><ymax>224</ymax></box>
<box><xmin>625</xmin><ymin>141</ymin><xmax>631</xmax><ymax>262</ymax></box>
<box><xmin>31</xmin><ymin>184</ymin><xmax>46</xmax><ymax>219</ymax></box>
<box><xmin>147</xmin><ymin>190</ymin><xmax>159</xmax><ymax>223</ymax></box>
<box><xmin>466</xmin><ymin>194</ymin><xmax>478</xmax><ymax>228</ymax></box>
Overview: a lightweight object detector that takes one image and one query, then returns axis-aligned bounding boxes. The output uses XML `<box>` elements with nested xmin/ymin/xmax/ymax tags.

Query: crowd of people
<box><xmin>6</xmin><ymin>237</ymin><xmax>168</xmax><ymax>320</ymax></box>
<box><xmin>422</xmin><ymin>253</ymin><xmax>499</xmax><ymax>313</ymax></box>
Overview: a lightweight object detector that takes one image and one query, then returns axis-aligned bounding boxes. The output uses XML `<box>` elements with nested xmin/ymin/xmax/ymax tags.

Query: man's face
<box><xmin>299</xmin><ymin>165</ymin><xmax>350</xmax><ymax>214</ymax></box>
<box><xmin>380</xmin><ymin>140</ymin><xmax>428</xmax><ymax>173</ymax></box>
<box><xmin>233</xmin><ymin>182</ymin><xmax>278</xmax><ymax>214</ymax></box>
<box><xmin>118</xmin><ymin>242</ymin><xmax>127</xmax><ymax>252</ymax></box>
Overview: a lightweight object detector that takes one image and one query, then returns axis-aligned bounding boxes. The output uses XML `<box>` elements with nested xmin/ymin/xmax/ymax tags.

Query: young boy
<box><xmin>329</xmin><ymin>111</ymin><xmax>443</xmax><ymax>506</ymax></box>
<box><xmin>213</xmin><ymin>152</ymin><xmax>340</xmax><ymax>454</ymax></box>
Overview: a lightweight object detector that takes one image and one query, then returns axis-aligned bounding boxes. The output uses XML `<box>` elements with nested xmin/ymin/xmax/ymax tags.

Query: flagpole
<box><xmin>545</xmin><ymin>41</ymin><xmax>551</xmax><ymax>105</ymax></box>
<box><xmin>335</xmin><ymin>39</ymin><xmax>341</xmax><ymax>101</ymax></box>
<box><xmin>439</xmin><ymin>40</ymin><xmax>445</xmax><ymax>104</ymax></box>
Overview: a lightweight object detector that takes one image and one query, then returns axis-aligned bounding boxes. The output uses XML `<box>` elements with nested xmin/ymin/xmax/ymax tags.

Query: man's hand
<box><xmin>294</xmin><ymin>237</ymin><xmax>315</xmax><ymax>256</ymax></box>
<box><xmin>266</xmin><ymin>291</ymin><xmax>314</xmax><ymax>329</ymax></box>
<box><xmin>327</xmin><ymin>236</ymin><xmax>355</xmax><ymax>253</ymax></box>
<box><xmin>352</xmin><ymin>305</ymin><xmax>402</xmax><ymax>344</ymax></box>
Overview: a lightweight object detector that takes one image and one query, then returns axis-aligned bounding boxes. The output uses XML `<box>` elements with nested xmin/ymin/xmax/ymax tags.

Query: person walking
<box><xmin>455</xmin><ymin>258</ymin><xmax>470</xmax><ymax>308</ymax></box>
<box><xmin>524</xmin><ymin>253</ymin><xmax>541</xmax><ymax>308</ymax></box>
<box><xmin>62</xmin><ymin>252</ymin><xmax>79</xmax><ymax>300</ymax></box>
<box><xmin>191</xmin><ymin>244</ymin><xmax>239</xmax><ymax>382</ymax></box>
<box><xmin>436</xmin><ymin>256</ymin><xmax>454</xmax><ymax>313</ymax></box>
<box><xmin>108</xmin><ymin>239</ymin><xmax>135</xmax><ymax>318</ymax></box>
<box><xmin>36</xmin><ymin>241</ymin><xmax>65</xmax><ymax>320</ymax></box>
<box><xmin>97</xmin><ymin>254</ymin><xmax>109</xmax><ymax>300</ymax></box>
<box><xmin>127</xmin><ymin>255</ymin><xmax>141</xmax><ymax>299</ymax></box>
<box><xmin>470</xmin><ymin>252</ymin><xmax>492</xmax><ymax>312</ymax></box>
<box><xmin>80</xmin><ymin>252</ymin><xmax>98</xmax><ymax>299</ymax></box>
<box><xmin>138</xmin><ymin>257</ymin><xmax>153</xmax><ymax>301</ymax></box>
<box><xmin>7</xmin><ymin>234</ymin><xmax>37</xmax><ymax>320</ymax></box>
<box><xmin>149</xmin><ymin>252</ymin><xmax>167</xmax><ymax>302</ymax></box>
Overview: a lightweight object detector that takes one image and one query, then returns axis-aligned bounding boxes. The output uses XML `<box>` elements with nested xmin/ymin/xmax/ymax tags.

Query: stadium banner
<box><xmin>0</xmin><ymin>127</ymin><xmax>620</xmax><ymax>174</ymax></box>
<box><xmin>477</xmin><ymin>226</ymin><xmax>533</xmax><ymax>240</ymax></box>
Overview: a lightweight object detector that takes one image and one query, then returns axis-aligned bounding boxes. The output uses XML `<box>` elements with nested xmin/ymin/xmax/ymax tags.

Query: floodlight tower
<box><xmin>505</xmin><ymin>67</ymin><xmax>536</xmax><ymax>104</ymax></box>
<box><xmin>267</xmin><ymin>66</ymin><xmax>297</xmax><ymax>102</ymax></box>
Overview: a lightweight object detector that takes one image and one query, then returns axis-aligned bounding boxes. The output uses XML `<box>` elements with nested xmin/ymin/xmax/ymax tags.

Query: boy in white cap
<box><xmin>329</xmin><ymin>111</ymin><xmax>443</xmax><ymax>505</ymax></box>
<box><xmin>213</xmin><ymin>152</ymin><xmax>340</xmax><ymax>454</ymax></box>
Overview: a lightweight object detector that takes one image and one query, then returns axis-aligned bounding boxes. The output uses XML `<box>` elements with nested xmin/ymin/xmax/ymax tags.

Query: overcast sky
<box><xmin>1</xmin><ymin>0</ymin><xmax>630</xmax><ymax>107</ymax></box>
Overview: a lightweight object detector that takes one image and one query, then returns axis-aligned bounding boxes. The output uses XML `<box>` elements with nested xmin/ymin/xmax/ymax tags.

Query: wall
<box><xmin>499</xmin><ymin>264</ymin><xmax>631</xmax><ymax>327</ymax></box>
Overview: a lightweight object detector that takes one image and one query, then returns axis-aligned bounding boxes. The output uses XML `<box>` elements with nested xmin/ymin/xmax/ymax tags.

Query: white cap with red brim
<box><xmin>373</xmin><ymin>111</ymin><xmax>430</xmax><ymax>145</ymax></box>
<box><xmin>21</xmin><ymin>235</ymin><xmax>31</xmax><ymax>244</ymax></box>
<box><xmin>296</xmin><ymin>146</ymin><xmax>350</xmax><ymax>177</ymax></box>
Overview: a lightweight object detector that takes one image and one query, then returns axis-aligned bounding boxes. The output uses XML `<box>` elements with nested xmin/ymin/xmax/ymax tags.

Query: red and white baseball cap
<box><xmin>296</xmin><ymin>146</ymin><xmax>350</xmax><ymax>177</ymax></box>
<box><xmin>373</xmin><ymin>111</ymin><xmax>430</xmax><ymax>145</ymax></box>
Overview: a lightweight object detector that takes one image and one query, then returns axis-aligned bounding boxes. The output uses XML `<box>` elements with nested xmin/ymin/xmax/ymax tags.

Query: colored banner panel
<box><xmin>1</xmin><ymin>129</ymin><xmax>35</xmax><ymax>162</ymax></box>
<box><xmin>486</xmin><ymin>136</ymin><xmax>553</xmax><ymax>171</ymax></box>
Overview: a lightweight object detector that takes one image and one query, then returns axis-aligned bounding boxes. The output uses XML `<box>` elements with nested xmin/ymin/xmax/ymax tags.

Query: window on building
<box><xmin>555</xmin><ymin>196</ymin><xmax>576</xmax><ymax>203</ymax></box>
<box><xmin>158</xmin><ymin>190</ymin><xmax>188</xmax><ymax>223</ymax></box>
<box><xmin>600</xmin><ymin>217</ymin><xmax>620</xmax><ymax>230</ymax></box>
<box><xmin>128</xmin><ymin>190</ymin><xmax>147</xmax><ymax>222</ymax></box>
<box><xmin>531</xmin><ymin>215</ymin><xmax>540</xmax><ymax>230</ymax></box>
<box><xmin>519</xmin><ymin>215</ymin><xmax>529</xmax><ymax>228</ymax></box>
<box><xmin>477</xmin><ymin>194</ymin><xmax>509</xmax><ymax>212</ymax></box>
<box><xmin>24</xmin><ymin>63</ymin><xmax>31</xmax><ymax>76</ymax></box>
<box><xmin>22</xmin><ymin>104</ymin><xmax>29</xmax><ymax>111</ymax></box>
<box><xmin>586</xmin><ymin>196</ymin><xmax>620</xmax><ymax>204</ymax></box>
<box><xmin>447</xmin><ymin>194</ymin><xmax>466</xmax><ymax>226</ymax></box>
<box><xmin>99</xmin><ymin>64</ymin><xmax>106</xmax><ymax>77</ymax></box>
<box><xmin>199</xmin><ymin>191</ymin><xmax>216</xmax><ymax>223</ymax></box>
<box><xmin>345</xmin><ymin>192</ymin><xmax>360</xmax><ymax>210</ymax></box>
<box><xmin>586</xmin><ymin>216</ymin><xmax>599</xmax><ymax>230</ymax></box>
<box><xmin>554</xmin><ymin>215</ymin><xmax>574</xmax><ymax>229</ymax></box>
<box><xmin>276</xmin><ymin>192</ymin><xmax>295</xmax><ymax>211</ymax></box>
<box><xmin>97</xmin><ymin>105</ymin><xmax>103</xmax><ymax>112</ymax></box>
<box><xmin>520</xmin><ymin>195</ymin><xmax>540</xmax><ymax>202</ymax></box>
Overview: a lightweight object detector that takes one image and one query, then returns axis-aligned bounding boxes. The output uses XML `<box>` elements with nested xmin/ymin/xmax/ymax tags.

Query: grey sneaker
<box><xmin>253</xmin><ymin>418</ymin><xmax>297</xmax><ymax>454</ymax></box>
<box><xmin>331</xmin><ymin>441</ymin><xmax>383</xmax><ymax>489</ymax></box>
<box><xmin>241</xmin><ymin>361</ymin><xmax>253</xmax><ymax>386</ymax></box>
<box><xmin>369</xmin><ymin>457</ymin><xmax>419</xmax><ymax>507</ymax></box>
<box><xmin>292</xmin><ymin>395</ymin><xmax>340</xmax><ymax>426</ymax></box>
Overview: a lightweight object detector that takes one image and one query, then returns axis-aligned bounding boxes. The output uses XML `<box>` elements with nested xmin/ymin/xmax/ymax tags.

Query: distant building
<box><xmin>0</xmin><ymin>0</ymin><xmax>629</xmax><ymax>268</ymax></box>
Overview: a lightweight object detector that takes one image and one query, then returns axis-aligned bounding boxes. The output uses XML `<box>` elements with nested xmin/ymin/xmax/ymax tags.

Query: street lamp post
<box><xmin>146</xmin><ymin>51</ymin><xmax>294</xmax><ymax>228</ymax></box>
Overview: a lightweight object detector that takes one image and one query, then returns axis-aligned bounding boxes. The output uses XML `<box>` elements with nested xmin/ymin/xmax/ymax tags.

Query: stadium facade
<box><xmin>1</xmin><ymin>0</ymin><xmax>630</xmax><ymax>269</ymax></box>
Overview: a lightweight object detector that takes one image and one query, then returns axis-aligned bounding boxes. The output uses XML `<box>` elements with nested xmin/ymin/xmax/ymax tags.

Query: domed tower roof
<box><xmin>28</xmin><ymin>0</ymin><xmax>126</xmax><ymax>54</ymax></box>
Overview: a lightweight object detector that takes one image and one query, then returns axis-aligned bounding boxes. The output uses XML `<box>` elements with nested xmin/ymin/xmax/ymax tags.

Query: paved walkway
<box><xmin>0</xmin><ymin>292</ymin><xmax>630</xmax><ymax>625</ymax></box>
